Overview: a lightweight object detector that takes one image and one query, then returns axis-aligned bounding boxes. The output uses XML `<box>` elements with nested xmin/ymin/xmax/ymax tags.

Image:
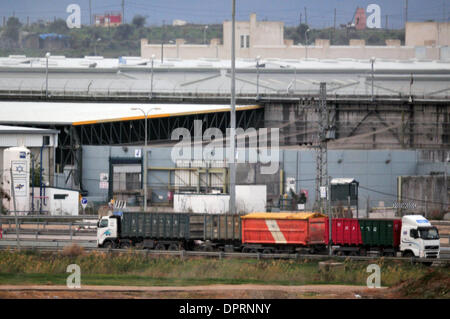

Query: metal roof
<box><xmin>0</xmin><ymin>56</ymin><xmax>449</xmax><ymax>99</ymax></box>
<box><xmin>0</xmin><ymin>124</ymin><xmax>59</xmax><ymax>134</ymax></box>
<box><xmin>0</xmin><ymin>102</ymin><xmax>260</xmax><ymax>125</ymax></box>
<box><xmin>330</xmin><ymin>178</ymin><xmax>358</xmax><ymax>185</ymax></box>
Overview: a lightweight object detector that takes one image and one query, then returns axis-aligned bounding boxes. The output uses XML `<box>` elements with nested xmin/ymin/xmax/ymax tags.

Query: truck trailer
<box><xmin>97</xmin><ymin>212</ymin><xmax>440</xmax><ymax>260</ymax></box>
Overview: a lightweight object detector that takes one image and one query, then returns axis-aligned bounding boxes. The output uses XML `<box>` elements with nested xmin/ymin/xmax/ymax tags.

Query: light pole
<box><xmin>131</xmin><ymin>107</ymin><xmax>162</xmax><ymax>212</ymax></box>
<box><xmin>370</xmin><ymin>57</ymin><xmax>375</xmax><ymax>101</ymax></box>
<box><xmin>256</xmin><ymin>55</ymin><xmax>261</xmax><ymax>100</ymax></box>
<box><xmin>305</xmin><ymin>29</ymin><xmax>310</xmax><ymax>59</ymax></box>
<box><xmin>150</xmin><ymin>54</ymin><xmax>155</xmax><ymax>99</ymax></box>
<box><xmin>230</xmin><ymin>0</ymin><xmax>236</xmax><ymax>215</ymax></box>
<box><xmin>203</xmin><ymin>25</ymin><xmax>209</xmax><ymax>44</ymax></box>
<box><xmin>45</xmin><ymin>52</ymin><xmax>50</xmax><ymax>99</ymax></box>
<box><xmin>94</xmin><ymin>38</ymin><xmax>101</xmax><ymax>56</ymax></box>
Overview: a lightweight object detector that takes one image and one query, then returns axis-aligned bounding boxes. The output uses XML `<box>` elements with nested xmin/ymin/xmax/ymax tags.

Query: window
<box><xmin>240</xmin><ymin>35</ymin><xmax>250</xmax><ymax>48</ymax></box>
<box><xmin>43</xmin><ymin>136</ymin><xmax>50</xmax><ymax>146</ymax></box>
<box><xmin>99</xmin><ymin>219</ymin><xmax>108</xmax><ymax>228</ymax></box>
<box><xmin>113</xmin><ymin>164</ymin><xmax>141</xmax><ymax>192</ymax></box>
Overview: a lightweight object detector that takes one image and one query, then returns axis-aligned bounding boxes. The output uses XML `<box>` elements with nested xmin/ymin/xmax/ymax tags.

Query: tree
<box><xmin>48</xmin><ymin>19</ymin><xmax>69</xmax><ymax>34</ymax></box>
<box><xmin>132</xmin><ymin>15</ymin><xmax>146</xmax><ymax>28</ymax></box>
<box><xmin>114</xmin><ymin>24</ymin><xmax>134</xmax><ymax>40</ymax></box>
<box><xmin>3</xmin><ymin>17</ymin><xmax>22</xmax><ymax>42</ymax></box>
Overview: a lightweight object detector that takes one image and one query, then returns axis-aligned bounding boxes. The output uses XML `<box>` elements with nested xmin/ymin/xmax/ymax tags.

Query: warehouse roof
<box><xmin>0</xmin><ymin>102</ymin><xmax>260</xmax><ymax>125</ymax></box>
<box><xmin>0</xmin><ymin>125</ymin><xmax>59</xmax><ymax>134</ymax></box>
<box><xmin>0</xmin><ymin>56</ymin><xmax>449</xmax><ymax>99</ymax></box>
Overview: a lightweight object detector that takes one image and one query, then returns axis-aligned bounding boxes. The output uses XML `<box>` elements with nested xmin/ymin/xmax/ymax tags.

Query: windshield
<box><xmin>99</xmin><ymin>219</ymin><xmax>108</xmax><ymax>228</ymax></box>
<box><xmin>418</xmin><ymin>227</ymin><xmax>439</xmax><ymax>240</ymax></box>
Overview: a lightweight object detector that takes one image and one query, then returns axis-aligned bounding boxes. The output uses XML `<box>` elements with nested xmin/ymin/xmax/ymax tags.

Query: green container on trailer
<box><xmin>120</xmin><ymin>212</ymin><xmax>191</xmax><ymax>239</ymax></box>
<box><xmin>189</xmin><ymin>214</ymin><xmax>242</xmax><ymax>241</ymax></box>
<box><xmin>359</xmin><ymin>219</ymin><xmax>396</xmax><ymax>247</ymax></box>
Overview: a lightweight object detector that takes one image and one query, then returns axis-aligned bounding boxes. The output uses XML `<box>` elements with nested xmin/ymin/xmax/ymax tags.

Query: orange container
<box><xmin>241</xmin><ymin>212</ymin><xmax>327</xmax><ymax>246</ymax></box>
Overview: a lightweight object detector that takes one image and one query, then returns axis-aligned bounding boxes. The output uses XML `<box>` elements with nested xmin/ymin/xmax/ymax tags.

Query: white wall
<box><xmin>236</xmin><ymin>185</ymin><xmax>266</xmax><ymax>213</ymax></box>
<box><xmin>174</xmin><ymin>193</ymin><xmax>230</xmax><ymax>214</ymax></box>
<box><xmin>174</xmin><ymin>185</ymin><xmax>266</xmax><ymax>214</ymax></box>
<box><xmin>32</xmin><ymin>187</ymin><xmax>79</xmax><ymax>216</ymax></box>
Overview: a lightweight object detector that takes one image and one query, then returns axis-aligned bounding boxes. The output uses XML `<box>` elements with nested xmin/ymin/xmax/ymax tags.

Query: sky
<box><xmin>0</xmin><ymin>0</ymin><xmax>448</xmax><ymax>29</ymax></box>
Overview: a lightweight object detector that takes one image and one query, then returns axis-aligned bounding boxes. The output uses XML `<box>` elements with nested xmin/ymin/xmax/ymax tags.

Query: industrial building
<box><xmin>141</xmin><ymin>14</ymin><xmax>450</xmax><ymax>60</ymax></box>
<box><xmin>0</xmin><ymin>54</ymin><xmax>448</xmax><ymax>217</ymax></box>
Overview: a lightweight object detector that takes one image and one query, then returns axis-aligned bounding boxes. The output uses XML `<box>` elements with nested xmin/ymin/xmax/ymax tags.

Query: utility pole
<box><xmin>89</xmin><ymin>0</ymin><xmax>92</xmax><ymax>25</ymax></box>
<box><xmin>304</xmin><ymin>7</ymin><xmax>308</xmax><ymax>26</ymax></box>
<box><xmin>122</xmin><ymin>0</ymin><xmax>125</xmax><ymax>24</ymax></box>
<box><xmin>385</xmin><ymin>15</ymin><xmax>389</xmax><ymax>29</ymax></box>
<box><xmin>161</xmin><ymin>20</ymin><xmax>165</xmax><ymax>63</ymax></box>
<box><xmin>230</xmin><ymin>0</ymin><xmax>236</xmax><ymax>215</ymax></box>
<box><xmin>316</xmin><ymin>83</ymin><xmax>331</xmax><ymax>255</ymax></box>
<box><xmin>333</xmin><ymin>8</ymin><xmax>336</xmax><ymax>30</ymax></box>
<box><xmin>404</xmin><ymin>0</ymin><xmax>408</xmax><ymax>28</ymax></box>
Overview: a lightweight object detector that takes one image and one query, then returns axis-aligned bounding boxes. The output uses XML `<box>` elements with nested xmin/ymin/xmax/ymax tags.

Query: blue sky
<box><xmin>0</xmin><ymin>0</ymin><xmax>448</xmax><ymax>28</ymax></box>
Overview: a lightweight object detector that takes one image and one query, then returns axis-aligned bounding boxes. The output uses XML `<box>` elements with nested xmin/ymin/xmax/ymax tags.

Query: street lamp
<box><xmin>150</xmin><ymin>54</ymin><xmax>155</xmax><ymax>99</ymax></box>
<box><xmin>256</xmin><ymin>55</ymin><xmax>261</xmax><ymax>100</ymax></box>
<box><xmin>370</xmin><ymin>57</ymin><xmax>375</xmax><ymax>101</ymax></box>
<box><xmin>305</xmin><ymin>29</ymin><xmax>310</xmax><ymax>59</ymax></box>
<box><xmin>94</xmin><ymin>38</ymin><xmax>101</xmax><ymax>56</ymax></box>
<box><xmin>45</xmin><ymin>52</ymin><xmax>50</xmax><ymax>99</ymax></box>
<box><xmin>203</xmin><ymin>25</ymin><xmax>209</xmax><ymax>44</ymax></box>
<box><xmin>130</xmin><ymin>107</ymin><xmax>162</xmax><ymax>212</ymax></box>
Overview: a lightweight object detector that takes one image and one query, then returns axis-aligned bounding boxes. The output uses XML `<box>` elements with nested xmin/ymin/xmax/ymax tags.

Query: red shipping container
<box><xmin>241</xmin><ymin>213</ymin><xmax>327</xmax><ymax>246</ymax></box>
<box><xmin>324</xmin><ymin>218</ymin><xmax>363</xmax><ymax>246</ymax></box>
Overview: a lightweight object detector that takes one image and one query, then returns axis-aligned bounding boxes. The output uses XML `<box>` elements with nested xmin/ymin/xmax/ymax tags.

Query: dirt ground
<box><xmin>0</xmin><ymin>284</ymin><xmax>390</xmax><ymax>299</ymax></box>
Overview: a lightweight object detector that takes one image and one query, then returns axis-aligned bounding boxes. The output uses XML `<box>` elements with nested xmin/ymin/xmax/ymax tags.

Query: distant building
<box><xmin>141</xmin><ymin>13</ymin><xmax>450</xmax><ymax>61</ymax></box>
<box><xmin>172</xmin><ymin>19</ymin><xmax>187</xmax><ymax>26</ymax></box>
<box><xmin>405</xmin><ymin>22</ymin><xmax>450</xmax><ymax>47</ymax></box>
<box><xmin>94</xmin><ymin>13</ymin><xmax>122</xmax><ymax>27</ymax></box>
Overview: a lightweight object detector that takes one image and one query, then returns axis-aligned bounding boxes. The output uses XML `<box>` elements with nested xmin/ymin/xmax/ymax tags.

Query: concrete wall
<box><xmin>399</xmin><ymin>175</ymin><xmax>448</xmax><ymax>216</ymax></box>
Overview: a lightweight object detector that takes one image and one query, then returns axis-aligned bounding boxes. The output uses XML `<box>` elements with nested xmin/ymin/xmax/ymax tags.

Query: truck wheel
<box><xmin>168</xmin><ymin>244</ymin><xmax>179</xmax><ymax>251</ymax></box>
<box><xmin>249</xmin><ymin>249</ymin><xmax>258</xmax><ymax>254</ymax></box>
<box><xmin>103</xmin><ymin>241</ymin><xmax>114</xmax><ymax>249</ymax></box>
<box><xmin>120</xmin><ymin>241</ymin><xmax>131</xmax><ymax>249</ymax></box>
<box><xmin>403</xmin><ymin>251</ymin><xmax>414</xmax><ymax>258</ymax></box>
<box><xmin>262</xmin><ymin>249</ymin><xmax>272</xmax><ymax>254</ymax></box>
<box><xmin>155</xmin><ymin>243</ymin><xmax>166</xmax><ymax>251</ymax></box>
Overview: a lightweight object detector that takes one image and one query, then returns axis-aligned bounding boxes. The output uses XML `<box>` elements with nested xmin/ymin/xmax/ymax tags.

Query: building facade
<box><xmin>141</xmin><ymin>14</ymin><xmax>450</xmax><ymax>61</ymax></box>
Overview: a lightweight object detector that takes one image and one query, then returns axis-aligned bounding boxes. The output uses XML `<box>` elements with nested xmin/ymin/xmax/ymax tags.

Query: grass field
<box><xmin>0</xmin><ymin>247</ymin><xmax>447</xmax><ymax>296</ymax></box>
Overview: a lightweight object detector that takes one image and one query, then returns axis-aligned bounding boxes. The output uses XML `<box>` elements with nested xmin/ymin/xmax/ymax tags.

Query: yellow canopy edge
<box><xmin>241</xmin><ymin>212</ymin><xmax>327</xmax><ymax>220</ymax></box>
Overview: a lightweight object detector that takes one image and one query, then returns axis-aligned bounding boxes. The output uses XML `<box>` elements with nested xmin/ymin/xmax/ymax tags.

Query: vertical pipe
<box><xmin>144</xmin><ymin>113</ymin><xmax>148</xmax><ymax>211</ymax></box>
<box><xmin>10</xmin><ymin>167</ymin><xmax>20</xmax><ymax>249</ymax></box>
<box><xmin>40</xmin><ymin>145</ymin><xmax>44</xmax><ymax>214</ymax></box>
<box><xmin>229</xmin><ymin>0</ymin><xmax>236</xmax><ymax>215</ymax></box>
<box><xmin>31</xmin><ymin>157</ymin><xmax>34</xmax><ymax>214</ymax></box>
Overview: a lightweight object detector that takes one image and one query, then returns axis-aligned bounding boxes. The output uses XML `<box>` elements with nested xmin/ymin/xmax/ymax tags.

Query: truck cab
<box><xmin>400</xmin><ymin>215</ymin><xmax>440</xmax><ymax>259</ymax></box>
<box><xmin>97</xmin><ymin>215</ymin><xmax>118</xmax><ymax>248</ymax></box>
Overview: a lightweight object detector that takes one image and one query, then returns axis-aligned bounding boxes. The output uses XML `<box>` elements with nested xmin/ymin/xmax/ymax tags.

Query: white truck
<box><xmin>400</xmin><ymin>215</ymin><xmax>440</xmax><ymax>260</ymax></box>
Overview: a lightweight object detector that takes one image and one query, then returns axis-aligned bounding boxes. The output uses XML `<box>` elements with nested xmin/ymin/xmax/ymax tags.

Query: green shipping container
<box><xmin>121</xmin><ymin>212</ymin><xmax>190</xmax><ymax>239</ymax></box>
<box><xmin>358</xmin><ymin>219</ymin><xmax>397</xmax><ymax>247</ymax></box>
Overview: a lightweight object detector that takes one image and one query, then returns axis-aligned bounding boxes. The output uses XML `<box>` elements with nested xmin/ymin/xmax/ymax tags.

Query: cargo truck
<box><xmin>97</xmin><ymin>212</ymin><xmax>439</xmax><ymax>261</ymax></box>
<box><xmin>97</xmin><ymin>212</ymin><xmax>241</xmax><ymax>250</ymax></box>
<box><xmin>324</xmin><ymin>215</ymin><xmax>440</xmax><ymax>259</ymax></box>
